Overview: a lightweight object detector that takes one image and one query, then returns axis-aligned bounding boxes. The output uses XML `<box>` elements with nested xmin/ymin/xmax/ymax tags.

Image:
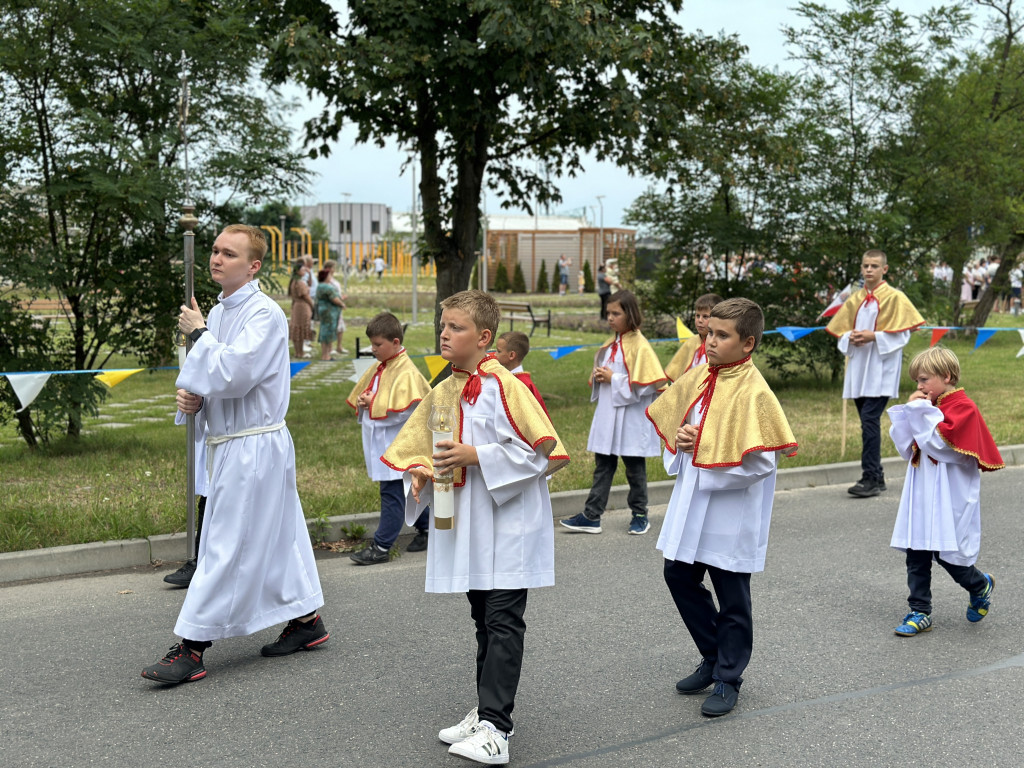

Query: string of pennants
<box><xmin>4</xmin><ymin>321</ymin><xmax>1023</xmax><ymax>414</ymax></box>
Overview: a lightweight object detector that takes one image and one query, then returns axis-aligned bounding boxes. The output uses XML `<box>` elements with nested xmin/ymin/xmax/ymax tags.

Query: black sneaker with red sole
<box><xmin>141</xmin><ymin>643</ymin><xmax>207</xmax><ymax>684</ymax></box>
<box><xmin>260</xmin><ymin>615</ymin><xmax>329</xmax><ymax>657</ymax></box>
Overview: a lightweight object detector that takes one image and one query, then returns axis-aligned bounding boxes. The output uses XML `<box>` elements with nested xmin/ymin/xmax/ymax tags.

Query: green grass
<box><xmin>3</xmin><ymin>292</ymin><xmax>1023</xmax><ymax>553</ymax></box>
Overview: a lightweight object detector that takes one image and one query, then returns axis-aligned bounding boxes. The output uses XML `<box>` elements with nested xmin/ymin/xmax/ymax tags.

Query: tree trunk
<box><xmin>16</xmin><ymin>410</ymin><xmax>38</xmax><ymax>449</ymax></box>
<box><xmin>970</xmin><ymin>235</ymin><xmax>1024</xmax><ymax>327</ymax></box>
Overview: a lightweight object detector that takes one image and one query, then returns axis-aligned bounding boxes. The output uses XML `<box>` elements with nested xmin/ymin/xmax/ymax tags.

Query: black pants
<box><xmin>599</xmin><ymin>293</ymin><xmax>610</xmax><ymax>320</ymax></box>
<box><xmin>663</xmin><ymin>559</ymin><xmax>752</xmax><ymax>686</ymax></box>
<box><xmin>193</xmin><ymin>494</ymin><xmax>206</xmax><ymax>559</ymax></box>
<box><xmin>583</xmin><ymin>453</ymin><xmax>648</xmax><ymax>520</ymax></box>
<box><xmin>905</xmin><ymin>549</ymin><xmax>989</xmax><ymax>615</ymax></box>
<box><xmin>854</xmin><ymin>396</ymin><xmax>889</xmax><ymax>481</ymax></box>
<box><xmin>467</xmin><ymin>589</ymin><xmax>527</xmax><ymax>734</ymax></box>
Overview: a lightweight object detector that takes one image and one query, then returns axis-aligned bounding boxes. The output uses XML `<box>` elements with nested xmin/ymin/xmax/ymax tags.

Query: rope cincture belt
<box><xmin>205</xmin><ymin>421</ymin><xmax>286</xmax><ymax>481</ymax></box>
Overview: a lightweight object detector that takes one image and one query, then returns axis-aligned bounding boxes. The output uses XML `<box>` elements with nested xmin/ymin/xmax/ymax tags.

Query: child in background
<box><xmin>346</xmin><ymin>313</ymin><xmax>431</xmax><ymax>564</ymax></box>
<box><xmin>887</xmin><ymin>346</ymin><xmax>1004</xmax><ymax>637</ymax></box>
<box><xmin>382</xmin><ymin>290</ymin><xmax>568</xmax><ymax>766</ymax></box>
<box><xmin>664</xmin><ymin>293</ymin><xmax>723</xmax><ymax>381</ymax></box>
<box><xmin>495</xmin><ymin>330</ymin><xmax>549</xmax><ymax>417</ymax></box>
<box><xmin>561</xmin><ymin>290</ymin><xmax>667</xmax><ymax>536</ymax></box>
<box><xmin>647</xmin><ymin>297</ymin><xmax>797</xmax><ymax>717</ymax></box>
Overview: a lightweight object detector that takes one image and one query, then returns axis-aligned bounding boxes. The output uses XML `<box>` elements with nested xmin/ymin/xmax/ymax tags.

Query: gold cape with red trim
<box><xmin>345</xmin><ymin>349</ymin><xmax>430</xmax><ymax>420</ymax></box>
<box><xmin>382</xmin><ymin>356</ymin><xmax>569</xmax><ymax>485</ymax></box>
<box><xmin>593</xmin><ymin>329</ymin><xmax>667</xmax><ymax>388</ymax></box>
<box><xmin>664</xmin><ymin>335</ymin><xmax>704</xmax><ymax>382</ymax></box>
<box><xmin>646</xmin><ymin>357</ymin><xmax>797</xmax><ymax>468</ymax></box>
<box><xmin>825</xmin><ymin>281</ymin><xmax>924</xmax><ymax>337</ymax></box>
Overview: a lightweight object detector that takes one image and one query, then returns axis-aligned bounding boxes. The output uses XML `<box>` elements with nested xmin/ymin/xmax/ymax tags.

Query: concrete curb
<box><xmin>4</xmin><ymin>445</ymin><xmax>1023</xmax><ymax>584</ymax></box>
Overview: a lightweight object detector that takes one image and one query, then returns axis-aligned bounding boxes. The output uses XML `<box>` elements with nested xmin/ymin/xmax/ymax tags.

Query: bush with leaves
<box><xmin>535</xmin><ymin>260</ymin><xmax>549</xmax><ymax>294</ymax></box>
<box><xmin>582</xmin><ymin>261</ymin><xmax>595</xmax><ymax>292</ymax></box>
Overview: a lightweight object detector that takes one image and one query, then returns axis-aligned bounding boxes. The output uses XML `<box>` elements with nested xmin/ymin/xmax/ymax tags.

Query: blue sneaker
<box><xmin>628</xmin><ymin>515</ymin><xmax>650</xmax><ymax>535</ymax></box>
<box><xmin>560</xmin><ymin>513</ymin><xmax>602</xmax><ymax>534</ymax></box>
<box><xmin>967</xmin><ymin>573</ymin><xmax>994</xmax><ymax>623</ymax></box>
<box><xmin>894</xmin><ymin>611</ymin><xmax>933</xmax><ymax>636</ymax></box>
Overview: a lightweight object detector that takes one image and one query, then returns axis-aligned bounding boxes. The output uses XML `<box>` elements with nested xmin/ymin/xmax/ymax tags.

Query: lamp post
<box><xmin>410</xmin><ymin>159</ymin><xmax>418</xmax><ymax>322</ymax></box>
<box><xmin>341</xmin><ymin>192</ymin><xmax>351</xmax><ymax>271</ymax></box>
<box><xmin>596</xmin><ymin>195</ymin><xmax>605</xmax><ymax>269</ymax></box>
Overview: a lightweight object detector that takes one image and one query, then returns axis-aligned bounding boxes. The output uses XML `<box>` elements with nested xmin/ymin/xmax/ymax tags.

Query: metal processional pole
<box><xmin>178</xmin><ymin>51</ymin><xmax>199</xmax><ymax>560</ymax></box>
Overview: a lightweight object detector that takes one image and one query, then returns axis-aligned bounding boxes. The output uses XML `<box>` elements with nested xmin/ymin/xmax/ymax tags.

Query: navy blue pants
<box><xmin>854</xmin><ymin>396</ymin><xmax>889</xmax><ymax>481</ymax></box>
<box><xmin>905</xmin><ymin>549</ymin><xmax>988</xmax><ymax>615</ymax></box>
<box><xmin>373</xmin><ymin>480</ymin><xmax>427</xmax><ymax>550</ymax></box>
<box><xmin>583</xmin><ymin>453</ymin><xmax>648</xmax><ymax>520</ymax></box>
<box><xmin>664</xmin><ymin>559</ymin><xmax>752</xmax><ymax>686</ymax></box>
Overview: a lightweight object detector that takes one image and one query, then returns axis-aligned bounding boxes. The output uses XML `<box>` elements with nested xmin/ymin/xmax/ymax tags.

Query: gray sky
<box><xmin>290</xmin><ymin>1</ymin><xmax>979</xmax><ymax>228</ymax></box>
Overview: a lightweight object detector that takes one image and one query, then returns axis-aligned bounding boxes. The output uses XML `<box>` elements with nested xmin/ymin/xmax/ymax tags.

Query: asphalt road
<box><xmin>4</xmin><ymin>468</ymin><xmax>1024</xmax><ymax>768</ymax></box>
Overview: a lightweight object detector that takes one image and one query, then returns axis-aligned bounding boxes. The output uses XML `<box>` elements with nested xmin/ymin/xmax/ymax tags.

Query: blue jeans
<box><xmin>374</xmin><ymin>480</ymin><xmax>428</xmax><ymax>550</ymax></box>
<box><xmin>854</xmin><ymin>396</ymin><xmax>889</xmax><ymax>481</ymax></box>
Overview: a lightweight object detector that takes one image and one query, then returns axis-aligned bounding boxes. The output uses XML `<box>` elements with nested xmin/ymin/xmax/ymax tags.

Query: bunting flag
<box><xmin>95</xmin><ymin>368</ymin><xmax>144</xmax><ymax>388</ymax></box>
<box><xmin>549</xmin><ymin>345</ymin><xmax>581</xmax><ymax>360</ymax></box>
<box><xmin>974</xmin><ymin>328</ymin><xmax>998</xmax><ymax>350</ymax></box>
<box><xmin>347</xmin><ymin>357</ymin><xmax>375</xmax><ymax>383</ymax></box>
<box><xmin>1017</xmin><ymin>329</ymin><xmax>1024</xmax><ymax>358</ymax></box>
<box><xmin>289</xmin><ymin>361</ymin><xmax>311</xmax><ymax>378</ymax></box>
<box><xmin>930</xmin><ymin>328</ymin><xmax>949</xmax><ymax>347</ymax></box>
<box><xmin>424</xmin><ymin>355</ymin><xmax>449</xmax><ymax>381</ymax></box>
<box><xmin>675</xmin><ymin>317</ymin><xmax>694</xmax><ymax>341</ymax></box>
<box><xmin>777</xmin><ymin>326</ymin><xmax>817</xmax><ymax>343</ymax></box>
<box><xmin>5</xmin><ymin>373</ymin><xmax>51</xmax><ymax>412</ymax></box>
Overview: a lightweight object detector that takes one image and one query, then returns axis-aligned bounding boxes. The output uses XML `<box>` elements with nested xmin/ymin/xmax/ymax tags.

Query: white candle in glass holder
<box><xmin>427</xmin><ymin>404</ymin><xmax>457</xmax><ymax>529</ymax></box>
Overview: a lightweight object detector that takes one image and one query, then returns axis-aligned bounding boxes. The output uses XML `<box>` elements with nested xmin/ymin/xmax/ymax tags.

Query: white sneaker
<box><xmin>448</xmin><ymin>722</ymin><xmax>509</xmax><ymax>765</ymax></box>
<box><xmin>439</xmin><ymin>707</ymin><xmax>479</xmax><ymax>744</ymax></box>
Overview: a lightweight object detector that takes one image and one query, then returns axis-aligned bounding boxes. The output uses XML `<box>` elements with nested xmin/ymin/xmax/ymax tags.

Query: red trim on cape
<box><xmin>934</xmin><ymin>388</ymin><xmax>1004</xmax><ymax>472</ymax></box>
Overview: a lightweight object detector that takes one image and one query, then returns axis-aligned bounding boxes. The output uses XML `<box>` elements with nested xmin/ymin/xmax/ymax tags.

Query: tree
<box><xmin>270</xmin><ymin>1</ymin><xmax>730</xmax><ymax>344</ymax></box>
<box><xmin>0</xmin><ymin>0</ymin><xmax>310</xmax><ymax>444</ymax></box>
<box><xmin>512</xmin><ymin>262</ymin><xmax>527</xmax><ymax>293</ymax></box>
<box><xmin>582</xmin><ymin>261</ymin><xmax>595</xmax><ymax>292</ymax></box>
<box><xmin>493</xmin><ymin>262</ymin><xmax>510</xmax><ymax>293</ymax></box>
<box><xmin>535</xmin><ymin>260</ymin><xmax>549</xmax><ymax>294</ymax></box>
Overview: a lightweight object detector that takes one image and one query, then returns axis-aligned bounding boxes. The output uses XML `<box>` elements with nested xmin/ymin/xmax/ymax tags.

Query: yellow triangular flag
<box><xmin>424</xmin><ymin>355</ymin><xmax>448</xmax><ymax>381</ymax></box>
<box><xmin>95</xmin><ymin>368</ymin><xmax>144</xmax><ymax>388</ymax></box>
<box><xmin>676</xmin><ymin>317</ymin><xmax>694</xmax><ymax>341</ymax></box>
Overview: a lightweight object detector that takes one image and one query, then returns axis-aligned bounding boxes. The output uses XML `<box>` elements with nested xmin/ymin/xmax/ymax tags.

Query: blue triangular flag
<box><xmin>290</xmin><ymin>361</ymin><xmax>311</xmax><ymax>377</ymax></box>
<box><xmin>549</xmin><ymin>346</ymin><xmax>581</xmax><ymax>360</ymax></box>
<box><xmin>777</xmin><ymin>326</ymin><xmax>816</xmax><ymax>343</ymax></box>
<box><xmin>973</xmin><ymin>328</ymin><xmax>998</xmax><ymax>350</ymax></box>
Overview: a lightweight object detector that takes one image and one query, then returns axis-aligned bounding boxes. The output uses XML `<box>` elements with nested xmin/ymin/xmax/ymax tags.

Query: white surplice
<box><xmin>174</xmin><ymin>281</ymin><xmax>323</xmax><ymax>641</ymax></box>
<box><xmin>888</xmin><ymin>400</ymin><xmax>982</xmax><ymax>566</ymax></box>
<box><xmin>657</xmin><ymin>403</ymin><xmax>778</xmax><ymax>573</ymax></box>
<box><xmin>359</xmin><ymin>389</ymin><xmax>414</xmax><ymax>483</ymax></box>
<box><xmin>403</xmin><ymin>377</ymin><xmax>555</xmax><ymax>593</ymax></box>
<box><xmin>586</xmin><ymin>340</ymin><xmax>661</xmax><ymax>458</ymax></box>
<box><xmin>836</xmin><ymin>299</ymin><xmax>910</xmax><ymax>398</ymax></box>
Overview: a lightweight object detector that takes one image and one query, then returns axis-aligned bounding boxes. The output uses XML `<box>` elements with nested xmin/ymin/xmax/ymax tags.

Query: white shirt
<box><xmin>837</xmin><ymin>297</ymin><xmax>910</xmax><ymax>399</ymax></box>
<box><xmin>586</xmin><ymin>338</ymin><xmax>662</xmax><ymax>457</ymax></box>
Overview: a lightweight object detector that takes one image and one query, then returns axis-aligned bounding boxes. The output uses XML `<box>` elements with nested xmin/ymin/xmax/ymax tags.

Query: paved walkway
<box><xmin>4</xmin><ymin>469</ymin><xmax>1024</xmax><ymax>767</ymax></box>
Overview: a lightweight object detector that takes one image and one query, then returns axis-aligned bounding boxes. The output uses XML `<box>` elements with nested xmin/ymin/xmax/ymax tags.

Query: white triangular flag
<box><xmin>1017</xmin><ymin>329</ymin><xmax>1024</xmax><ymax>358</ymax></box>
<box><xmin>348</xmin><ymin>357</ymin><xmax>376</xmax><ymax>382</ymax></box>
<box><xmin>5</xmin><ymin>373</ymin><xmax>52</xmax><ymax>412</ymax></box>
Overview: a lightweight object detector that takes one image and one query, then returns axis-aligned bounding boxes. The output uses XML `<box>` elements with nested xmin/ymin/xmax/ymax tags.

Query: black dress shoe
<box><xmin>848</xmin><ymin>477</ymin><xmax>881</xmax><ymax>498</ymax></box>
<box><xmin>163</xmin><ymin>559</ymin><xmax>197</xmax><ymax>587</ymax></box>
<box><xmin>701</xmin><ymin>681</ymin><xmax>739</xmax><ymax>717</ymax></box>
<box><xmin>407</xmin><ymin>529</ymin><xmax>429</xmax><ymax>552</ymax></box>
<box><xmin>676</xmin><ymin>658</ymin><xmax>714</xmax><ymax>694</ymax></box>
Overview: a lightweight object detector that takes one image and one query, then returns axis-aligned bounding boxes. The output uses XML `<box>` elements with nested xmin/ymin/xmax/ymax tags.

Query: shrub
<box><xmin>494</xmin><ymin>261</ymin><xmax>510</xmax><ymax>292</ymax></box>
<box><xmin>512</xmin><ymin>262</ymin><xmax>527</xmax><ymax>293</ymax></box>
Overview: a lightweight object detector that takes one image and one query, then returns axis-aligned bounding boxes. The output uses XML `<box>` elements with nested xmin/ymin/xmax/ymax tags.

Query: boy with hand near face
<box><xmin>664</xmin><ymin>293</ymin><xmax>723</xmax><ymax>381</ymax></box>
<box><xmin>646</xmin><ymin>298</ymin><xmax>797</xmax><ymax>718</ymax></box>
<box><xmin>826</xmin><ymin>250</ymin><xmax>924</xmax><ymax>498</ymax></box>
<box><xmin>495</xmin><ymin>330</ymin><xmax>549</xmax><ymax>417</ymax></box>
<box><xmin>346</xmin><ymin>312</ymin><xmax>431</xmax><ymax>564</ymax></box>
<box><xmin>382</xmin><ymin>290</ymin><xmax>568</xmax><ymax>765</ymax></box>
<box><xmin>887</xmin><ymin>347</ymin><xmax>1003</xmax><ymax>637</ymax></box>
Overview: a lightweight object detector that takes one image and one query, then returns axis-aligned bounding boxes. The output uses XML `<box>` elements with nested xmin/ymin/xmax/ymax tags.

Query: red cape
<box><xmin>936</xmin><ymin>388</ymin><xmax>1004</xmax><ymax>472</ymax></box>
<box><xmin>514</xmin><ymin>371</ymin><xmax>549</xmax><ymax>418</ymax></box>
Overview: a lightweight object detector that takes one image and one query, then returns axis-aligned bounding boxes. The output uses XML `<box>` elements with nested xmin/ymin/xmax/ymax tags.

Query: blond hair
<box><xmin>440</xmin><ymin>290</ymin><xmax>500</xmax><ymax>338</ymax></box>
<box><xmin>909</xmin><ymin>346</ymin><xmax>960</xmax><ymax>386</ymax></box>
<box><xmin>499</xmin><ymin>331</ymin><xmax>530</xmax><ymax>362</ymax></box>
<box><xmin>221</xmin><ymin>224</ymin><xmax>268</xmax><ymax>263</ymax></box>
<box><xmin>863</xmin><ymin>249</ymin><xmax>888</xmax><ymax>265</ymax></box>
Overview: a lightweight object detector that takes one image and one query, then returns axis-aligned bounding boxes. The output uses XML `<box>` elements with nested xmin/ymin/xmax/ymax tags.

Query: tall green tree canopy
<box><xmin>269</xmin><ymin>0</ymin><xmax>733</xmax><ymax>338</ymax></box>
<box><xmin>0</xmin><ymin>0</ymin><xmax>309</xmax><ymax>444</ymax></box>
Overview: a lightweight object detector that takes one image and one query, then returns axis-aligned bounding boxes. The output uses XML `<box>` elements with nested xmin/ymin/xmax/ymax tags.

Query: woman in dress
<box><xmin>288</xmin><ymin>260</ymin><xmax>314</xmax><ymax>359</ymax></box>
<box><xmin>315</xmin><ymin>264</ymin><xmax>345</xmax><ymax>361</ymax></box>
